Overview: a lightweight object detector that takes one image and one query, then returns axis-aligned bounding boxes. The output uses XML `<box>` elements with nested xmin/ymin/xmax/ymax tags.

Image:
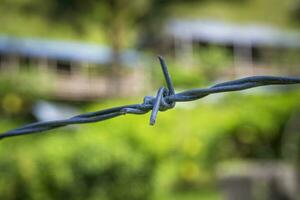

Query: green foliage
<box><xmin>196</xmin><ymin>46</ymin><xmax>232</xmax><ymax>80</ymax></box>
<box><xmin>169</xmin><ymin>0</ymin><xmax>300</xmax><ymax>29</ymax></box>
<box><xmin>0</xmin><ymin>90</ymin><xmax>300</xmax><ymax>200</ymax></box>
<box><xmin>0</xmin><ymin>70</ymin><xmax>53</xmax><ymax>98</ymax></box>
<box><xmin>1</xmin><ymin>0</ymin><xmax>298</xmax><ymax>45</ymax></box>
<box><xmin>169</xmin><ymin>67</ymin><xmax>206</xmax><ymax>88</ymax></box>
<box><xmin>0</xmin><ymin>123</ymin><xmax>156</xmax><ymax>200</ymax></box>
<box><xmin>0</xmin><ymin>70</ymin><xmax>53</xmax><ymax>115</ymax></box>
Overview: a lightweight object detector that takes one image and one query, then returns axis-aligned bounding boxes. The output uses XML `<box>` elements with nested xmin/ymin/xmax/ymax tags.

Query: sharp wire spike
<box><xmin>150</xmin><ymin>87</ymin><xmax>165</xmax><ymax>125</ymax></box>
<box><xmin>158</xmin><ymin>56</ymin><xmax>175</xmax><ymax>95</ymax></box>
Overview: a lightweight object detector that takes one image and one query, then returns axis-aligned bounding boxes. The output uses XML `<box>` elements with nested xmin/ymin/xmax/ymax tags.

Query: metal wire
<box><xmin>1</xmin><ymin>57</ymin><xmax>300</xmax><ymax>140</ymax></box>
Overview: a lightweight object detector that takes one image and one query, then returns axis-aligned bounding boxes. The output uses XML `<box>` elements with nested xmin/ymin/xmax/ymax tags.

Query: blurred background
<box><xmin>0</xmin><ymin>0</ymin><xmax>300</xmax><ymax>199</ymax></box>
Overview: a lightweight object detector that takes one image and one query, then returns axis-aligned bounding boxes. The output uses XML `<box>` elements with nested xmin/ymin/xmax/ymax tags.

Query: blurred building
<box><xmin>166</xmin><ymin>19</ymin><xmax>300</xmax><ymax>77</ymax></box>
<box><xmin>0</xmin><ymin>36</ymin><xmax>145</xmax><ymax>100</ymax></box>
<box><xmin>217</xmin><ymin>161</ymin><xmax>299</xmax><ymax>200</ymax></box>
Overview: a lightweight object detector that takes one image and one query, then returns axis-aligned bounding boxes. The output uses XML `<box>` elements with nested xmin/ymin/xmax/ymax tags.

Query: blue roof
<box><xmin>166</xmin><ymin>19</ymin><xmax>300</xmax><ymax>48</ymax></box>
<box><xmin>0</xmin><ymin>36</ymin><xmax>140</xmax><ymax>65</ymax></box>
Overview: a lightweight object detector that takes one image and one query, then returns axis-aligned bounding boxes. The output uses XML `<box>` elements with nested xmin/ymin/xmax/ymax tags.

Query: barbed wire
<box><xmin>1</xmin><ymin>56</ymin><xmax>300</xmax><ymax>140</ymax></box>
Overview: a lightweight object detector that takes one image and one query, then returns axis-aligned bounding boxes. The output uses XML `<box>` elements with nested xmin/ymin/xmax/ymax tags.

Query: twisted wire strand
<box><xmin>168</xmin><ymin>76</ymin><xmax>300</xmax><ymax>102</ymax></box>
<box><xmin>1</xmin><ymin>57</ymin><xmax>300</xmax><ymax>140</ymax></box>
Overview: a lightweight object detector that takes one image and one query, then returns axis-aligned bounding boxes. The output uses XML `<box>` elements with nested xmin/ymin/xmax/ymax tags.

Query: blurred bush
<box><xmin>196</xmin><ymin>46</ymin><xmax>232</xmax><ymax>80</ymax></box>
<box><xmin>0</xmin><ymin>126</ymin><xmax>156</xmax><ymax>200</ymax></box>
<box><xmin>0</xmin><ymin>70</ymin><xmax>53</xmax><ymax>98</ymax></box>
<box><xmin>0</xmin><ymin>90</ymin><xmax>299</xmax><ymax>200</ymax></box>
<box><xmin>0</xmin><ymin>70</ymin><xmax>53</xmax><ymax>116</ymax></box>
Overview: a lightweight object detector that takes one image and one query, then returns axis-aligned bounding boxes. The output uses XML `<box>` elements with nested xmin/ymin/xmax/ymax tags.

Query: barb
<box><xmin>1</xmin><ymin>56</ymin><xmax>300</xmax><ymax>140</ymax></box>
<box><xmin>158</xmin><ymin>56</ymin><xmax>175</xmax><ymax>95</ymax></box>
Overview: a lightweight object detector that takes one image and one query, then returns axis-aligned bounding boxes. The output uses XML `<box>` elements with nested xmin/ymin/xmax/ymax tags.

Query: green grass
<box><xmin>0</xmin><ymin>0</ymin><xmax>107</xmax><ymax>43</ymax></box>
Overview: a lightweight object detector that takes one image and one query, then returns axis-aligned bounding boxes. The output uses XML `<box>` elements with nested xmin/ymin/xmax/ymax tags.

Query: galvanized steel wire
<box><xmin>1</xmin><ymin>56</ymin><xmax>300</xmax><ymax>140</ymax></box>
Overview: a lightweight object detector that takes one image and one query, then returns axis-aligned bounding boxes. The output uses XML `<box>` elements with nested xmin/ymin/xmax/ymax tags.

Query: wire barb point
<box><xmin>150</xmin><ymin>87</ymin><xmax>165</xmax><ymax>125</ymax></box>
<box><xmin>158</xmin><ymin>56</ymin><xmax>175</xmax><ymax>95</ymax></box>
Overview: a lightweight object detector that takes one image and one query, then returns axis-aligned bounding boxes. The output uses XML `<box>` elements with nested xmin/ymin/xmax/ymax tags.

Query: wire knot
<box><xmin>147</xmin><ymin>87</ymin><xmax>175</xmax><ymax>125</ymax></box>
<box><xmin>158</xmin><ymin>87</ymin><xmax>176</xmax><ymax>111</ymax></box>
<box><xmin>147</xmin><ymin>56</ymin><xmax>177</xmax><ymax>125</ymax></box>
